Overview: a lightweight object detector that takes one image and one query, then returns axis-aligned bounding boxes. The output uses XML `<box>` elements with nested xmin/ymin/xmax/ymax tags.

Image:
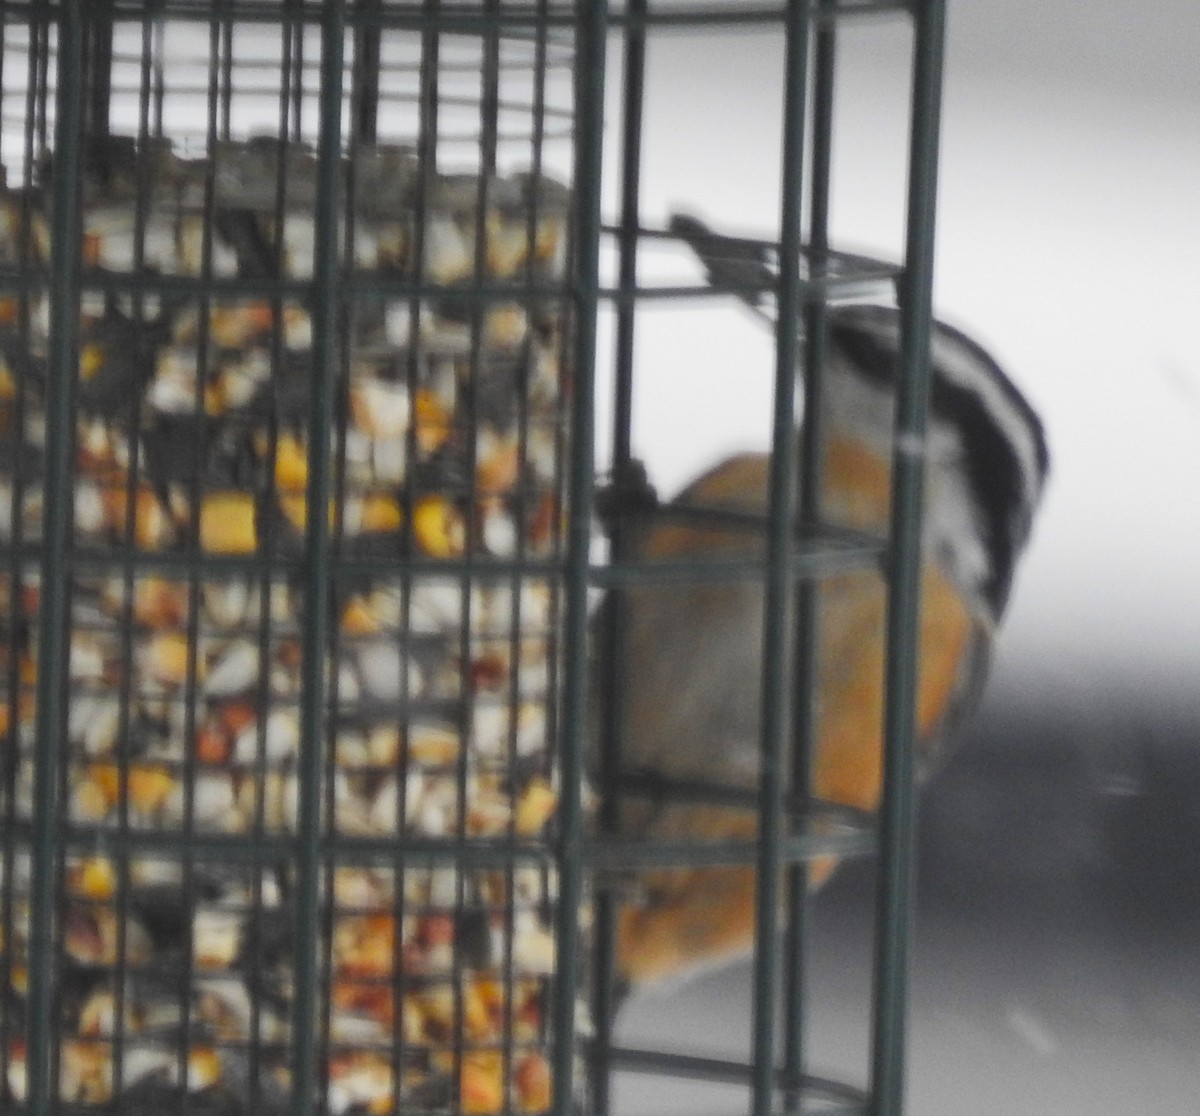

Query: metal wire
<box><xmin>0</xmin><ymin>3</ymin><xmax>943</xmax><ymax>1116</ymax></box>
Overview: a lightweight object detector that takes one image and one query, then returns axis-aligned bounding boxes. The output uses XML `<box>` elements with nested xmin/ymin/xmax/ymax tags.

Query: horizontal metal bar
<box><xmin>0</xmin><ymin>1</ymin><xmax>914</xmax><ymax>33</ymax></box>
<box><xmin>0</xmin><ymin>525</ymin><xmax>886</xmax><ymax>584</ymax></box>
<box><xmin>601</xmin><ymin>1044</ymin><xmax>868</xmax><ymax>1112</ymax></box>
<box><xmin>611</xmin><ymin>771</ymin><xmax>876</xmax><ymax>825</ymax></box>
<box><xmin>2</xmin><ymin>812</ymin><xmax>873</xmax><ymax>872</ymax></box>
<box><xmin>587</xmin><ymin>828</ymin><xmax>875</xmax><ymax>870</ymax></box>
<box><xmin>0</xmin><ymin>269</ymin><xmax>578</xmax><ymax>302</ymax></box>
<box><xmin>591</xmin><ymin>541</ymin><xmax>885</xmax><ymax>586</ymax></box>
<box><xmin>4</xmin><ymin>821</ymin><xmax>558</xmax><ymax>866</ymax></box>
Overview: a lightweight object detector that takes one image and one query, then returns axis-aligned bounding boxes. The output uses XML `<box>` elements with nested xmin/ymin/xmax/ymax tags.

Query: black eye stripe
<box><xmin>825</xmin><ymin>305</ymin><xmax>1049</xmax><ymax>616</ymax></box>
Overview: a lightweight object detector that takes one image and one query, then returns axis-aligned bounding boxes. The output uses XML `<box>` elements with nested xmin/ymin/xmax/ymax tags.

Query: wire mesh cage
<box><xmin>0</xmin><ymin>2</ymin><xmax>946</xmax><ymax>1116</ymax></box>
<box><xmin>0</xmin><ymin>2</ymin><xmax>586</xmax><ymax>1115</ymax></box>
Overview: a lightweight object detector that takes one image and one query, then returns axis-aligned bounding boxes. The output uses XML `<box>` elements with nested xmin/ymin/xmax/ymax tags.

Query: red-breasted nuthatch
<box><xmin>595</xmin><ymin>216</ymin><xmax>1049</xmax><ymax>986</ymax></box>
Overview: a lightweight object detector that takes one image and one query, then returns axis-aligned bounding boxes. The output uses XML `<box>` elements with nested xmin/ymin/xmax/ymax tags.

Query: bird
<box><xmin>592</xmin><ymin>214</ymin><xmax>1049</xmax><ymax>987</ymax></box>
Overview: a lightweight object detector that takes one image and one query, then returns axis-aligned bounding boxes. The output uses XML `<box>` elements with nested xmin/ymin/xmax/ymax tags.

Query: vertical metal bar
<box><xmin>293</xmin><ymin>6</ymin><xmax>345</xmax><ymax>1116</ymax></box>
<box><xmin>752</xmin><ymin>4</ymin><xmax>810</xmax><ymax>1115</ymax></box>
<box><xmin>353</xmin><ymin>0</ymin><xmax>382</xmax><ymax>143</ymax></box>
<box><xmin>591</xmin><ymin>1</ymin><xmax>646</xmax><ymax>1111</ymax></box>
<box><xmin>480</xmin><ymin>0</ymin><xmax>501</xmax><ymax>175</ymax></box>
<box><xmin>869</xmin><ymin>2</ymin><xmax>945</xmax><ymax>1113</ymax></box>
<box><xmin>27</xmin><ymin>4</ymin><xmax>83</xmax><ymax>1114</ymax></box>
<box><xmin>419</xmin><ymin>0</ymin><xmax>441</xmax><ymax>175</ymax></box>
<box><xmin>553</xmin><ymin>3</ymin><xmax>607</xmax><ymax>1114</ymax></box>
<box><xmin>782</xmin><ymin>5</ymin><xmax>836</xmax><ymax>1107</ymax></box>
<box><xmin>84</xmin><ymin>0</ymin><xmax>113</xmax><ymax>139</ymax></box>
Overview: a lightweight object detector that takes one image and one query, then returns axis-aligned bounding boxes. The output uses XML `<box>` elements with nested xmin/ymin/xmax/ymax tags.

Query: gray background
<box><xmin>598</xmin><ymin>2</ymin><xmax>1200</xmax><ymax>1114</ymax></box>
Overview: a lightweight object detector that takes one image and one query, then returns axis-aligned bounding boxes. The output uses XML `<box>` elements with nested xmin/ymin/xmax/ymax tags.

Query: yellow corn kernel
<box><xmin>412</xmin><ymin>496</ymin><xmax>464</xmax><ymax>558</ymax></box>
<box><xmin>128</xmin><ymin>765</ymin><xmax>174</xmax><ymax>812</ymax></box>
<box><xmin>361</xmin><ymin>494</ymin><xmax>404</xmax><ymax>534</ymax></box>
<box><xmin>463</xmin><ymin>982</ymin><xmax>496</xmax><ymax>1042</ymax></box>
<box><xmin>72</xmin><ymin>857</ymin><xmax>117</xmax><ymax>901</ymax></box>
<box><xmin>132</xmin><ymin>578</ymin><xmax>188</xmax><ymax>629</ymax></box>
<box><xmin>408</xmin><ymin>725</ymin><xmax>460</xmax><ymax>766</ymax></box>
<box><xmin>100</xmin><ymin>484</ymin><xmax>173</xmax><ymax>550</ymax></box>
<box><xmin>279</xmin><ymin>494</ymin><xmax>340</xmax><ymax>534</ymax></box>
<box><xmin>460</xmin><ymin>1051</ymin><xmax>505</xmax><ymax>1116</ymax></box>
<box><xmin>342</xmin><ymin>598</ymin><xmax>380</xmax><ymax>636</ymax></box>
<box><xmin>79</xmin><ymin>344</ymin><xmax>105</xmax><ymax>382</ymax></box>
<box><xmin>414</xmin><ymin>388</ymin><xmax>451</xmax><ymax>454</ymax></box>
<box><xmin>485</xmin><ymin>304</ymin><xmax>528</xmax><ymax>350</ymax></box>
<box><xmin>515</xmin><ymin>1053</ymin><xmax>552</xmax><ymax>1113</ymax></box>
<box><xmin>514</xmin><ymin>777</ymin><xmax>557</xmax><ymax>836</ymax></box>
<box><xmin>477</xmin><ymin>439</ymin><xmax>520</xmax><ymax>495</ymax></box>
<box><xmin>90</xmin><ymin>764</ymin><xmax>121</xmax><ymax>805</ymax></box>
<box><xmin>204</xmin><ymin>377</ymin><xmax>226</xmax><ymax>416</ymax></box>
<box><xmin>187</xmin><ymin>1047</ymin><xmax>223</xmax><ymax>1091</ymax></box>
<box><xmin>274</xmin><ymin>434</ymin><xmax>309</xmax><ymax>493</ymax></box>
<box><xmin>143</xmin><ymin>632</ymin><xmax>192</xmax><ymax>687</ymax></box>
<box><xmin>200</xmin><ymin>492</ymin><xmax>257</xmax><ymax>554</ymax></box>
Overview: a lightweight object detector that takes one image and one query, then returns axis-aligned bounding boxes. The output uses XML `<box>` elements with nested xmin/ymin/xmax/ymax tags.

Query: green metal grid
<box><xmin>0</xmin><ymin>2</ymin><xmax>946</xmax><ymax>1115</ymax></box>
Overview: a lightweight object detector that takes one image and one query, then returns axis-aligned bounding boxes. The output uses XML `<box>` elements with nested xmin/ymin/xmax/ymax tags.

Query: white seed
<box><xmin>383</xmin><ymin>300</ymin><xmax>415</xmax><ymax>348</ymax></box>
<box><xmin>486</xmin><ymin>303</ymin><xmax>529</xmax><ymax>350</ymax></box>
<box><xmin>333</xmin><ymin>771</ymin><xmax>374</xmax><ymax>835</ymax></box>
<box><xmin>122</xmin><ymin>1045</ymin><xmax>176</xmax><ymax>1091</ymax></box>
<box><xmin>471</xmin><ymin>701</ymin><xmax>508</xmax><ymax>759</ymax></box>
<box><xmin>512</xmin><ymin>910</ymin><xmax>556</xmax><ymax>974</ymax></box>
<box><xmin>487</xmin><ymin>218</ymin><xmax>531</xmax><ymax>277</ymax></box>
<box><xmin>530</xmin><ymin>344</ymin><xmax>560</xmax><ymax>404</ymax></box>
<box><xmin>69</xmin><ymin>636</ymin><xmax>106</xmax><ymax>683</ymax></box>
<box><xmin>366</xmin><ymin>724</ymin><xmax>401</xmax><ymax>765</ymax></box>
<box><xmin>193</xmin><ymin>907</ymin><xmax>243</xmax><ymax>970</ymax></box>
<box><xmin>343</xmin><ymin>427</ymin><xmax>373</xmax><ymax>472</ymax></box>
<box><xmin>408</xmin><ymin>579</ymin><xmax>463</xmax><ymax>634</ymax></box>
<box><xmin>77</xmin><ymin>987</ymin><xmax>121</xmax><ymax>1037</ymax></box>
<box><xmin>352</xmin><ymin>377</ymin><xmax>411</xmax><ymax>439</ymax></box>
<box><xmin>149</xmin><ymin>347</ymin><xmax>198</xmax><ymax>413</ymax></box>
<box><xmin>221</xmin><ymin>349</ymin><xmax>271</xmax><ymax>408</ymax></box>
<box><xmin>482</xmin><ymin>504</ymin><xmax>518</xmax><ymax>557</ymax></box>
<box><xmin>526</xmin><ymin>426</ymin><xmax>558</xmax><ymax>483</ymax></box>
<box><xmin>335</xmin><ymin>727</ymin><xmax>370</xmax><ymax>768</ymax></box>
<box><xmin>82</xmin><ymin>698</ymin><xmax>121</xmax><ymax>757</ymax></box>
<box><xmin>342</xmin><ymin>495</ymin><xmax>364</xmax><ymax>537</ymax></box>
<box><xmin>428</xmin><ymin>865</ymin><xmax>460</xmax><ymax>907</ymax></box>
<box><xmin>515</xmin><ymin>701</ymin><xmax>548</xmax><ymax>757</ymax></box>
<box><xmin>412</xmin><ymin>777</ymin><xmax>457</xmax><ymax>836</ymax></box>
<box><xmin>284</xmin><ymin>306</ymin><xmax>313</xmax><ymax>350</ymax></box>
<box><xmin>351</xmin><ymin>225</ymin><xmax>380</xmax><ymax>270</ymax></box>
<box><xmin>366</xmin><ymin>586</ymin><xmax>403</xmax><ymax>628</ymax></box>
<box><xmin>284</xmin><ymin>218</ymin><xmax>317</xmax><ymax>280</ymax></box>
<box><xmin>165</xmin><ymin>771</ymin><xmax>238</xmax><ymax>829</ymax></box>
<box><xmin>371</xmin><ymin>435</ymin><xmax>407</xmax><ymax>485</ymax></box>
<box><xmin>423</xmin><ymin>215</ymin><xmax>471</xmax><ymax>283</ymax></box>
<box><xmin>481</xmin><ymin>581</ymin><xmax>552</xmax><ymax>635</ymax></box>
<box><xmin>202</xmin><ymin>579</ymin><xmax>253</xmax><ymax>628</ymax></box>
<box><xmin>233</xmin><ymin>708</ymin><xmax>300</xmax><ymax>765</ymax></box>
<box><xmin>74</xmin><ymin>482</ymin><xmax>107</xmax><ymax>534</ymax></box>
<box><xmin>204</xmin><ymin>640</ymin><xmax>259</xmax><ymax>697</ymax></box>
<box><xmin>336</xmin><ymin>659</ymin><xmax>361</xmax><ymax>705</ymax></box>
<box><xmin>356</xmin><ymin>641</ymin><xmax>421</xmax><ymax>703</ymax></box>
<box><xmin>367</xmin><ymin>771</ymin><xmax>425</xmax><ymax>833</ymax></box>
<box><xmin>195</xmin><ymin>975</ymin><xmax>255</xmax><ymax>1039</ymax></box>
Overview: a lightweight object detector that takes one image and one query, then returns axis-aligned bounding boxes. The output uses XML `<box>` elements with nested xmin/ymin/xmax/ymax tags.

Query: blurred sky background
<box><xmin>597</xmin><ymin>2</ymin><xmax>1200</xmax><ymax>1114</ymax></box>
